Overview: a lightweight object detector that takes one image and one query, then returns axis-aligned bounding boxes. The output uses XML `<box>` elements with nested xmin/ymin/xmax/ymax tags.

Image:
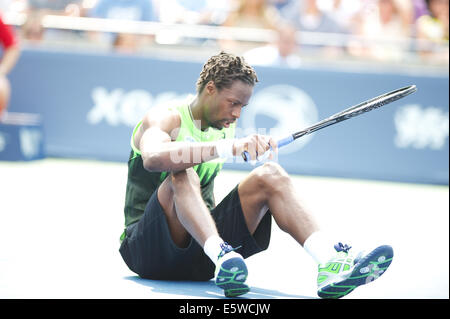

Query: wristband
<box><xmin>215</xmin><ymin>139</ymin><xmax>235</xmax><ymax>159</ymax></box>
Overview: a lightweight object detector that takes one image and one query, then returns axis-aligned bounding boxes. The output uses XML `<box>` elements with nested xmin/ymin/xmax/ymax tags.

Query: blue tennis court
<box><xmin>1</xmin><ymin>158</ymin><xmax>447</xmax><ymax>298</ymax></box>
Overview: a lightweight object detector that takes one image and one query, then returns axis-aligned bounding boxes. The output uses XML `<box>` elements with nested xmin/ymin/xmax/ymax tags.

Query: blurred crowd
<box><xmin>0</xmin><ymin>0</ymin><xmax>449</xmax><ymax>66</ymax></box>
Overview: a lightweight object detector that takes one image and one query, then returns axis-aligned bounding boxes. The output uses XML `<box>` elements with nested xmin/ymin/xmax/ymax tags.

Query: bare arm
<box><xmin>136</xmin><ymin>107</ymin><xmax>221</xmax><ymax>172</ymax></box>
<box><xmin>135</xmin><ymin>107</ymin><xmax>278</xmax><ymax>172</ymax></box>
<box><xmin>0</xmin><ymin>45</ymin><xmax>20</xmax><ymax>76</ymax></box>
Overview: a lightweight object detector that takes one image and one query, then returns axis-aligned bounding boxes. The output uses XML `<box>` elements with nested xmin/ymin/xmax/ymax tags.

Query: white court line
<box><xmin>0</xmin><ymin>158</ymin><xmax>448</xmax><ymax>298</ymax></box>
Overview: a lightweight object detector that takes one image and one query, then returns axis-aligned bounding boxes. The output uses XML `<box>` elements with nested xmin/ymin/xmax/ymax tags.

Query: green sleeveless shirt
<box><xmin>121</xmin><ymin>101</ymin><xmax>236</xmax><ymax>239</ymax></box>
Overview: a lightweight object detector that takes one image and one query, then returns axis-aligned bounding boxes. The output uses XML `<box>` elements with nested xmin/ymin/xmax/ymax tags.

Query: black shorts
<box><xmin>119</xmin><ymin>185</ymin><xmax>272</xmax><ymax>281</ymax></box>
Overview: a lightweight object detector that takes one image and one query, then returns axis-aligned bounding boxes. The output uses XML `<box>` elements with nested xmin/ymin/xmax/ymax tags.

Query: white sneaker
<box><xmin>214</xmin><ymin>242</ymin><xmax>249</xmax><ymax>297</ymax></box>
<box><xmin>317</xmin><ymin>243</ymin><xmax>394</xmax><ymax>298</ymax></box>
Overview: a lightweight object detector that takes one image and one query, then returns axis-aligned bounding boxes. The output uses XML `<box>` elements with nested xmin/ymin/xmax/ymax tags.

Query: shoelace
<box><xmin>334</xmin><ymin>242</ymin><xmax>352</xmax><ymax>253</ymax></box>
<box><xmin>218</xmin><ymin>242</ymin><xmax>242</xmax><ymax>259</ymax></box>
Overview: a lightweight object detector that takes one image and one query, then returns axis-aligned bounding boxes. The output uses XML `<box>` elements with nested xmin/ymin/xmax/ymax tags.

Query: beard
<box><xmin>209</xmin><ymin>121</ymin><xmax>224</xmax><ymax>130</ymax></box>
<box><xmin>210</xmin><ymin>119</ymin><xmax>234</xmax><ymax>130</ymax></box>
<box><xmin>206</xmin><ymin>117</ymin><xmax>225</xmax><ymax>130</ymax></box>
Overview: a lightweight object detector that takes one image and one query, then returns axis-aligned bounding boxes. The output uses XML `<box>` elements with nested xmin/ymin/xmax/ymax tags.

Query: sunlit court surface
<box><xmin>0</xmin><ymin>158</ymin><xmax>448</xmax><ymax>299</ymax></box>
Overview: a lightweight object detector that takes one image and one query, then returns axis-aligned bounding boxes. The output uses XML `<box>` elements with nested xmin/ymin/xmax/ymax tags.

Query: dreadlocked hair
<box><xmin>196</xmin><ymin>51</ymin><xmax>258</xmax><ymax>93</ymax></box>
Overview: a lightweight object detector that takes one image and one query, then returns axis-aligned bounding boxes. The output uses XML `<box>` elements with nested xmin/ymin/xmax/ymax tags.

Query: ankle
<box><xmin>203</xmin><ymin>235</ymin><xmax>225</xmax><ymax>265</ymax></box>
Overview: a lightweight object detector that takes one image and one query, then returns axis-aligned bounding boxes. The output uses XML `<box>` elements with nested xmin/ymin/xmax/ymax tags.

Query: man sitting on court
<box><xmin>119</xmin><ymin>52</ymin><xmax>393</xmax><ymax>298</ymax></box>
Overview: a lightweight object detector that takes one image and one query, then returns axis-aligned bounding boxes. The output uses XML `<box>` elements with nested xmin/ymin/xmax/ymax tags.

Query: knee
<box><xmin>253</xmin><ymin>162</ymin><xmax>290</xmax><ymax>193</ymax></box>
<box><xmin>170</xmin><ymin>168</ymin><xmax>200</xmax><ymax>193</ymax></box>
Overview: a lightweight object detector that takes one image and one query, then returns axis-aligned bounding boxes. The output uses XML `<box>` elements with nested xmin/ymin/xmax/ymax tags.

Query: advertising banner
<box><xmin>8</xmin><ymin>49</ymin><xmax>449</xmax><ymax>184</ymax></box>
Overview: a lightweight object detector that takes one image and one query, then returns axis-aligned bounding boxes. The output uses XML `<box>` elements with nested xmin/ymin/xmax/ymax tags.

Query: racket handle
<box><xmin>277</xmin><ymin>135</ymin><xmax>294</xmax><ymax>148</ymax></box>
<box><xmin>241</xmin><ymin>135</ymin><xmax>294</xmax><ymax>162</ymax></box>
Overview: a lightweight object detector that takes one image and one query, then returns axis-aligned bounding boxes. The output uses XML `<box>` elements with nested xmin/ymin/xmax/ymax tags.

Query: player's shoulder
<box><xmin>142</xmin><ymin>105</ymin><xmax>181</xmax><ymax>132</ymax></box>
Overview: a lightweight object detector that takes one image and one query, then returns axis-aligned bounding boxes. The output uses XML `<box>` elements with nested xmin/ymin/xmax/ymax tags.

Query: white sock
<box><xmin>203</xmin><ymin>235</ymin><xmax>224</xmax><ymax>265</ymax></box>
<box><xmin>303</xmin><ymin>231</ymin><xmax>337</xmax><ymax>265</ymax></box>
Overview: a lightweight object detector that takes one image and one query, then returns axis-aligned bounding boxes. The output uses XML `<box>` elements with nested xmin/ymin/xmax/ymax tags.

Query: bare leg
<box><xmin>158</xmin><ymin>168</ymin><xmax>219</xmax><ymax>248</ymax></box>
<box><xmin>238</xmin><ymin>162</ymin><xmax>319</xmax><ymax>246</ymax></box>
<box><xmin>156</xmin><ymin>168</ymin><xmax>250</xmax><ymax>298</ymax></box>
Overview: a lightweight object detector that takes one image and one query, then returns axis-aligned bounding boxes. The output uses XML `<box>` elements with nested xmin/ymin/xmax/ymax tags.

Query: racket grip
<box><xmin>241</xmin><ymin>135</ymin><xmax>294</xmax><ymax>162</ymax></box>
<box><xmin>242</xmin><ymin>150</ymin><xmax>251</xmax><ymax>162</ymax></box>
<box><xmin>277</xmin><ymin>135</ymin><xmax>294</xmax><ymax>148</ymax></box>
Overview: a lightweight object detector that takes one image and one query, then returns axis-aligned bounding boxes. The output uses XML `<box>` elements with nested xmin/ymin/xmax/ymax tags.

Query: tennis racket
<box><xmin>242</xmin><ymin>84</ymin><xmax>417</xmax><ymax>162</ymax></box>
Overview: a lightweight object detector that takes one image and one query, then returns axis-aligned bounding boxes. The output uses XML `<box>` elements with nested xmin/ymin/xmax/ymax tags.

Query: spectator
<box><xmin>27</xmin><ymin>0</ymin><xmax>77</xmax><ymax>13</ymax></box>
<box><xmin>156</xmin><ymin>0</ymin><xmax>230</xmax><ymax>26</ymax></box>
<box><xmin>20</xmin><ymin>10</ymin><xmax>45</xmax><ymax>43</ymax></box>
<box><xmin>416</xmin><ymin>0</ymin><xmax>449</xmax><ymax>64</ymax></box>
<box><xmin>220</xmin><ymin>0</ymin><xmax>280</xmax><ymax>54</ymax></box>
<box><xmin>324</xmin><ymin>0</ymin><xmax>363</xmax><ymax>32</ymax></box>
<box><xmin>348</xmin><ymin>0</ymin><xmax>414</xmax><ymax>62</ymax></box>
<box><xmin>243</xmin><ymin>22</ymin><xmax>302</xmax><ymax>67</ymax></box>
<box><xmin>0</xmin><ymin>13</ymin><xmax>20</xmax><ymax>119</ymax></box>
<box><xmin>153</xmin><ymin>0</ymin><xmax>231</xmax><ymax>45</ymax></box>
<box><xmin>267</xmin><ymin>0</ymin><xmax>292</xmax><ymax>11</ymax></box>
<box><xmin>411</xmin><ymin>0</ymin><xmax>429</xmax><ymax>21</ymax></box>
<box><xmin>223</xmin><ymin>0</ymin><xmax>279</xmax><ymax>29</ymax></box>
<box><xmin>88</xmin><ymin>0</ymin><xmax>157</xmax><ymax>53</ymax></box>
<box><xmin>280</xmin><ymin>0</ymin><xmax>349</xmax><ymax>33</ymax></box>
<box><xmin>21</xmin><ymin>0</ymin><xmax>83</xmax><ymax>43</ymax></box>
<box><xmin>279</xmin><ymin>0</ymin><xmax>349</xmax><ymax>55</ymax></box>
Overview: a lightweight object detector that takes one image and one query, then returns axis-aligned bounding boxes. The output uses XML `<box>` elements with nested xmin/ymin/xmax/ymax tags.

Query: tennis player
<box><xmin>119</xmin><ymin>52</ymin><xmax>394</xmax><ymax>298</ymax></box>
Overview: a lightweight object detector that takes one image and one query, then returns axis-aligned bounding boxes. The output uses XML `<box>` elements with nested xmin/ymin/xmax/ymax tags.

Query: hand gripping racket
<box><xmin>242</xmin><ymin>85</ymin><xmax>417</xmax><ymax>162</ymax></box>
